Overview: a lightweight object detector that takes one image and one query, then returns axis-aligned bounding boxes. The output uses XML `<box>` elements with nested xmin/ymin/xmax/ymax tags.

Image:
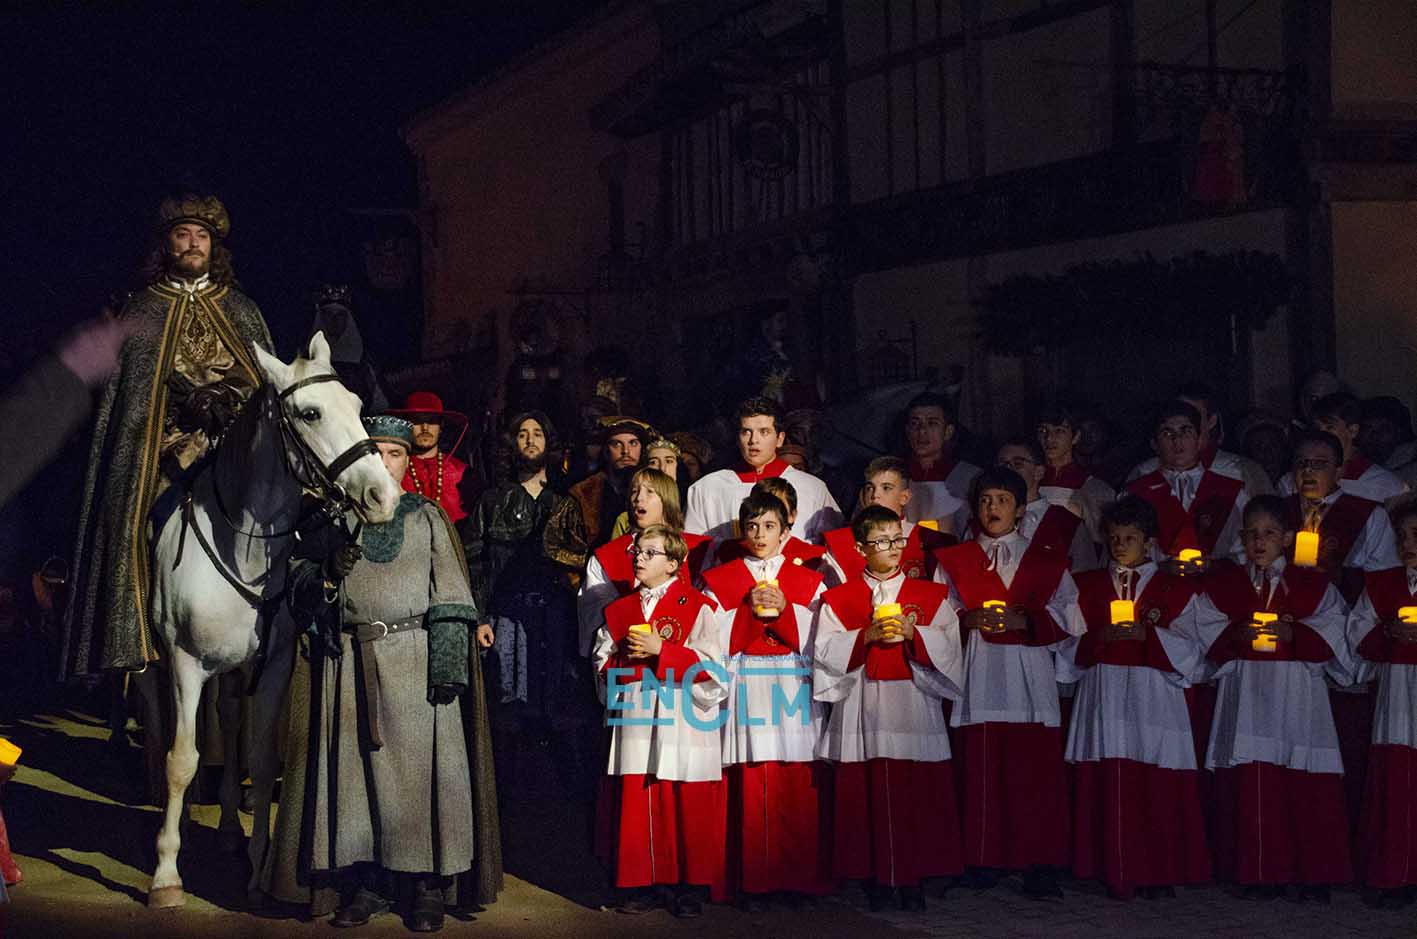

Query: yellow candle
<box><xmin>981</xmin><ymin>599</ymin><xmax>1007</xmax><ymax>633</ymax></box>
<box><xmin>875</xmin><ymin>602</ymin><xmax>903</xmax><ymax>619</ymax></box>
<box><xmin>1178</xmin><ymin>548</ymin><xmax>1202</xmax><ymax>563</ymax></box>
<box><xmin>0</xmin><ymin>738</ymin><xmax>21</xmax><ymax>767</ymax></box>
<box><xmin>1251</xmin><ymin>611</ymin><xmax>1278</xmax><ymax>652</ymax></box>
<box><xmin>1294</xmin><ymin>530</ymin><xmax>1320</xmax><ymax>567</ymax></box>
<box><xmin>628</xmin><ymin>623</ymin><xmax>652</xmax><ymax>635</ymax></box>
<box><xmin>917</xmin><ymin>519</ymin><xmax>941</xmax><ymax>532</ymax></box>
<box><xmin>1110</xmin><ymin>599</ymin><xmax>1136</xmax><ymax>627</ymax></box>
<box><xmin>754</xmin><ymin>579</ymin><xmax>781</xmax><ymax>619</ymax></box>
<box><xmin>1399</xmin><ymin>606</ymin><xmax>1417</xmax><ymax>625</ymax></box>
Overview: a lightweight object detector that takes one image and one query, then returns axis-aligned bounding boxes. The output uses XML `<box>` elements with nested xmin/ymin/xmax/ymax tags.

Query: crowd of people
<box><xmin>5</xmin><ymin>191</ymin><xmax>1417</xmax><ymax>931</ymax></box>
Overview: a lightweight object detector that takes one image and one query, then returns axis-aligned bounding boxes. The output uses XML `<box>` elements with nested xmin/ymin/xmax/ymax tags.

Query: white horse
<box><xmin>145</xmin><ymin>333</ymin><xmax>401</xmax><ymax>908</ymax></box>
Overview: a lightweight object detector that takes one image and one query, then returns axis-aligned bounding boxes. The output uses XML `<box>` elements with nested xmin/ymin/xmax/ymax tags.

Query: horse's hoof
<box><xmin>148</xmin><ymin>885</ymin><xmax>186</xmax><ymax>909</ymax></box>
<box><xmin>217</xmin><ymin>829</ymin><xmax>246</xmax><ymax>854</ymax></box>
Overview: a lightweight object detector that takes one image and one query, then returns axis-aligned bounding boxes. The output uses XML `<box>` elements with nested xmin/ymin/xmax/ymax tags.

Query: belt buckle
<box><xmin>370</xmin><ymin>620</ymin><xmax>388</xmax><ymax>640</ymax></box>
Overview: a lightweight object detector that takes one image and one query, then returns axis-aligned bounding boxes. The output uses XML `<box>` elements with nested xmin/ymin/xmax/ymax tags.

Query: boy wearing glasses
<box><xmin>702</xmin><ymin>492</ymin><xmax>831</xmax><ymax>909</ymax></box>
<box><xmin>1347</xmin><ymin>500</ymin><xmax>1417</xmax><ymax>908</ymax></box>
<box><xmin>592</xmin><ymin>526</ymin><xmax>727</xmax><ymax>917</ymax></box>
<box><xmin>1126</xmin><ymin>400</ymin><xmax>1248</xmax><ymax>562</ymax></box>
<box><xmin>813</xmin><ymin>504</ymin><xmax>964</xmax><ymax>911</ymax></box>
<box><xmin>932</xmin><ymin>467</ymin><xmax>1085</xmax><ymax>899</ymax></box>
<box><xmin>1198</xmin><ymin>495</ymin><xmax>1354</xmax><ymax>902</ymax></box>
<box><xmin>1279</xmin><ymin>392</ymin><xmax>1409</xmax><ymax>506</ymax></box>
<box><xmin>822</xmin><ymin>457</ymin><xmax>955</xmax><ymax>586</ymax></box>
<box><xmin>994</xmin><ymin>439</ymin><xmax>1099</xmax><ymax>572</ymax></box>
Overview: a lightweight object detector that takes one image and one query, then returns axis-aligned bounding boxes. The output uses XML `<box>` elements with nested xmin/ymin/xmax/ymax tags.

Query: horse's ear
<box><xmin>251</xmin><ymin>343</ymin><xmax>290</xmax><ymax>387</ymax></box>
<box><xmin>306</xmin><ymin>331</ymin><xmax>332</xmax><ymax>365</ymax></box>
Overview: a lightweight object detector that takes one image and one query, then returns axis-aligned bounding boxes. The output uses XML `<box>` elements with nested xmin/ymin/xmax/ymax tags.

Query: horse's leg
<box><xmin>215</xmin><ymin>669</ymin><xmax>246</xmax><ymax>854</ymax></box>
<box><xmin>245</xmin><ymin>614</ymin><xmax>295</xmax><ymax>904</ymax></box>
<box><xmin>149</xmin><ymin>650</ymin><xmax>208</xmax><ymax>908</ymax></box>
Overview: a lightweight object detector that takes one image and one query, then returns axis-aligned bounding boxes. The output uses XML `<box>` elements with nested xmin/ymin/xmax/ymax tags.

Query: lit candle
<box><xmin>1294</xmin><ymin>531</ymin><xmax>1320</xmax><ymax>567</ymax></box>
<box><xmin>0</xmin><ymin>738</ymin><xmax>21</xmax><ymax>767</ymax></box>
<box><xmin>1110</xmin><ymin>599</ymin><xmax>1136</xmax><ymax>628</ymax></box>
<box><xmin>628</xmin><ymin>623</ymin><xmax>652</xmax><ymax>635</ymax></box>
<box><xmin>754</xmin><ymin>579</ymin><xmax>781</xmax><ymax>619</ymax></box>
<box><xmin>1399</xmin><ymin>606</ymin><xmax>1417</xmax><ymax>625</ymax></box>
<box><xmin>1177</xmin><ymin>549</ymin><xmax>1202</xmax><ymax>564</ymax></box>
<box><xmin>982</xmin><ymin>599</ymin><xmax>1007</xmax><ymax>634</ymax></box>
<box><xmin>1251</xmin><ymin>611</ymin><xmax>1278</xmax><ymax>653</ymax></box>
<box><xmin>917</xmin><ymin>519</ymin><xmax>941</xmax><ymax>532</ymax></box>
<box><xmin>875</xmin><ymin>602</ymin><xmax>904</xmax><ymax>641</ymax></box>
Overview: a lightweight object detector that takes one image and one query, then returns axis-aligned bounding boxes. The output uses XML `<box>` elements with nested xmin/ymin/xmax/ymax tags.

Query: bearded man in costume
<box><xmin>62</xmin><ymin>193</ymin><xmax>273</xmax><ymax>678</ymax></box>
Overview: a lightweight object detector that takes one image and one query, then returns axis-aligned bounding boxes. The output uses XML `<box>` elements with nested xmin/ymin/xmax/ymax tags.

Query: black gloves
<box><xmin>171</xmin><ymin>378</ymin><xmax>244</xmax><ymax>437</ymax></box>
<box><xmin>429</xmin><ymin>685</ymin><xmax>460</xmax><ymax>706</ymax></box>
<box><xmin>324</xmin><ymin>543</ymin><xmax>363</xmax><ymax>581</ymax></box>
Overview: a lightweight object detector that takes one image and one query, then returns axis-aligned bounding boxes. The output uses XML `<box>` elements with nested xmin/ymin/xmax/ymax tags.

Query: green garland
<box><xmin>979</xmin><ymin>251</ymin><xmax>1289</xmax><ymax>356</ymax></box>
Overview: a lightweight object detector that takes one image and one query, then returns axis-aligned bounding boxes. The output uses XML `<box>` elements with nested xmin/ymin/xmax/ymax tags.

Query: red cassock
<box><xmin>1126</xmin><ymin>469</ymin><xmax>1244</xmax><ymax>558</ymax></box>
<box><xmin>1068</xmin><ymin>569</ymin><xmax>1211</xmax><ymax>892</ymax></box>
<box><xmin>714</xmin><ymin>535</ymin><xmax>827</xmax><ymax>572</ymax></box>
<box><xmin>932</xmin><ymin>542</ymin><xmax>1071</xmax><ymax>870</ymax></box>
<box><xmin>820</xmin><ymin>577</ymin><xmax>965</xmax><ymax>885</ymax></box>
<box><xmin>1204</xmin><ymin>561</ymin><xmax>1353</xmax><ymax>885</ymax></box>
<box><xmin>403</xmin><ymin>451</ymin><xmax>469</xmax><ymax>523</ymax></box>
<box><xmin>1355</xmin><ymin>568</ymin><xmax>1417</xmax><ymax>888</ymax></box>
<box><xmin>594</xmin><ymin>581</ymin><xmax>728</xmax><ymax>899</ymax></box>
<box><xmin>702</xmin><ymin>559</ymin><xmax>835</xmax><ymax>896</ymax></box>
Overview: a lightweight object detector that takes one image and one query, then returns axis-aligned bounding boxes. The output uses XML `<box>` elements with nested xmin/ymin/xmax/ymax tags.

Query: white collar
<box><xmin>638</xmin><ymin>578</ymin><xmax>674</xmax><ymax>607</ymax></box>
<box><xmin>167</xmin><ymin>273</ymin><xmax>212</xmax><ymax>297</ymax></box>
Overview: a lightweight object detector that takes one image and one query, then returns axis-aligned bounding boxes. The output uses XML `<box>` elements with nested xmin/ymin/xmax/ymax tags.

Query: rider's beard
<box><xmin>167</xmin><ymin>249</ymin><xmax>210</xmax><ymax>280</ymax></box>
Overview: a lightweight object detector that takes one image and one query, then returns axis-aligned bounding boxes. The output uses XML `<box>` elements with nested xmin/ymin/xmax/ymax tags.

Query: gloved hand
<box><xmin>323</xmin><ymin>543</ymin><xmax>363</xmax><ymax>581</ymax></box>
<box><xmin>429</xmin><ymin>684</ymin><xmax>461</xmax><ymax>706</ymax></box>
<box><xmin>172</xmin><ymin>380</ymin><xmax>243</xmax><ymax>436</ymax></box>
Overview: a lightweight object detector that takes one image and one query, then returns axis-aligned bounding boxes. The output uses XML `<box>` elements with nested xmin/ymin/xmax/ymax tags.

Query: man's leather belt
<box><xmin>344</xmin><ymin>615</ymin><xmax>424</xmax><ymax>750</ymax></box>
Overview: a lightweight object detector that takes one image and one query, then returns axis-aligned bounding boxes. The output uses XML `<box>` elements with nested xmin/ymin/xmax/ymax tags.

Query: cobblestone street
<box><xmin>3</xmin><ymin>710</ymin><xmax>1416</xmax><ymax>938</ymax></box>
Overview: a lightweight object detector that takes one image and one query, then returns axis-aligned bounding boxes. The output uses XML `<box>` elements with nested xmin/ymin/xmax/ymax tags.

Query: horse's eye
<box><xmin>300</xmin><ymin>408</ymin><xmax>321</xmax><ymax>422</ymax></box>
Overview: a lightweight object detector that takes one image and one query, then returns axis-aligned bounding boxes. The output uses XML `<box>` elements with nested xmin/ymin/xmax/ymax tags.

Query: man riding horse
<box><xmin>62</xmin><ymin>192</ymin><xmax>273</xmax><ymax>679</ymax></box>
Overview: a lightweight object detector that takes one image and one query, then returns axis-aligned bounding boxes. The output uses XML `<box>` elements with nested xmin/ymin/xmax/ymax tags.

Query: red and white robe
<box><xmin>684</xmin><ymin>458</ymin><xmax>842</xmax><ymax>548</ymax></box>
<box><xmin>1059</xmin><ymin>563</ymin><xmax>1224</xmax><ymax>893</ymax></box>
<box><xmin>1202</xmin><ymin>558</ymin><xmax>1355</xmax><ymax>885</ymax></box>
<box><xmin>703</xmin><ymin>555</ymin><xmax>832</xmax><ymax>896</ymax></box>
<box><xmin>1126</xmin><ymin>465</ymin><xmax>1247</xmax><ymax>561</ymax></box>
<box><xmin>1279</xmin><ymin>452</ymin><xmax>1410</xmax><ymax>506</ymax></box>
<box><xmin>1280</xmin><ymin>491</ymin><xmax>1397</xmax><ymax>604</ymax></box>
<box><xmin>903</xmin><ymin>455</ymin><xmax>978</xmax><ymax>536</ymax></box>
<box><xmin>813</xmin><ymin>572</ymin><xmax>965</xmax><ymax>886</ymax></box>
<box><xmin>712</xmin><ymin>534</ymin><xmax>827</xmax><ymax>578</ymax></box>
<box><xmin>576</xmin><ymin>529</ymin><xmax>711</xmax><ymax>656</ymax></box>
<box><xmin>933</xmin><ymin>533</ymin><xmax>1085</xmax><ymax>870</ymax></box>
<box><xmin>593</xmin><ymin>578</ymin><xmax>728</xmax><ymax>896</ymax></box>
<box><xmin>966</xmin><ymin>497</ymin><xmax>1099</xmax><ymax>572</ymax></box>
<box><xmin>821</xmin><ymin>519</ymin><xmax>955</xmax><ymax>587</ymax></box>
<box><xmin>1347</xmin><ymin>567</ymin><xmax>1417</xmax><ymax>888</ymax></box>
<box><xmin>1129</xmin><ymin>445</ymin><xmax>1274</xmax><ymax>499</ymax></box>
<box><xmin>1040</xmin><ymin>461</ymin><xmax>1117</xmax><ymax>550</ymax></box>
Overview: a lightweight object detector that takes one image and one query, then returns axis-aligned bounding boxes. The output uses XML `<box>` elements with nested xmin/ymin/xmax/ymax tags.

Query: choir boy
<box><xmin>1201</xmin><ymin>495</ymin><xmax>1354</xmax><ymax>902</ymax></box>
<box><xmin>932</xmin><ymin>467</ymin><xmax>1085</xmax><ymax>899</ymax></box>
<box><xmin>702</xmin><ymin>492</ymin><xmax>831</xmax><ymax>909</ymax></box>
<box><xmin>1126</xmin><ymin>381</ymin><xmax>1274</xmax><ymax>497</ymax></box>
<box><xmin>823</xmin><ymin>456</ymin><xmax>954</xmax><ymax>586</ymax></box>
<box><xmin>1036</xmin><ymin>402</ymin><xmax>1117</xmax><ymax>550</ymax></box>
<box><xmin>813</xmin><ymin>505</ymin><xmax>965</xmax><ymax>912</ymax></box>
<box><xmin>1280</xmin><ymin>392</ymin><xmax>1409</xmax><ymax>505</ymax></box>
<box><xmin>901</xmin><ymin>392</ymin><xmax>975</xmax><ymax>535</ymax></box>
<box><xmin>1126</xmin><ymin>400</ymin><xmax>1248</xmax><ymax>562</ymax></box>
<box><xmin>1347</xmin><ymin>500</ymin><xmax>1417</xmax><ymax>908</ymax></box>
<box><xmin>712</xmin><ymin>477</ymin><xmax>829</xmax><ymax>575</ymax></box>
<box><xmin>996</xmin><ymin>438</ymin><xmax>1100</xmax><ymax>571</ymax></box>
<box><xmin>1061</xmin><ymin>497</ymin><xmax>1223</xmax><ymax>899</ymax></box>
<box><xmin>593</xmin><ymin>526</ymin><xmax>727</xmax><ymax>916</ymax></box>
<box><xmin>685</xmin><ymin>397</ymin><xmax>842</xmax><ymax>548</ymax></box>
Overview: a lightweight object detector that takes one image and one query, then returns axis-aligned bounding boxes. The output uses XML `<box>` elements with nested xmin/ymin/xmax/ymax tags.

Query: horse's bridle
<box><xmin>275</xmin><ymin>373</ymin><xmax>380</xmax><ymax>507</ymax></box>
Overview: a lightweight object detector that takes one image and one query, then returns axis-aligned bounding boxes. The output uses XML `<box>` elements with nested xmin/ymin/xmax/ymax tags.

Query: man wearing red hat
<box><xmin>387</xmin><ymin>391</ymin><xmax>477</xmax><ymax>525</ymax></box>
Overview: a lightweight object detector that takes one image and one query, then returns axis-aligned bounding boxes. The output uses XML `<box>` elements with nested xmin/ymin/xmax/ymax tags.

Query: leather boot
<box><xmin>408</xmin><ymin>878</ymin><xmax>446</xmax><ymax>933</ymax></box>
<box><xmin>331</xmin><ymin>887</ymin><xmax>390</xmax><ymax>927</ymax></box>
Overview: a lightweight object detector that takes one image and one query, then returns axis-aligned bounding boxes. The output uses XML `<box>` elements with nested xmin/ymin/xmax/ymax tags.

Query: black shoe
<box><xmin>1297</xmin><ymin>884</ymin><xmax>1330</xmax><ymax>905</ymax></box>
<box><xmin>1241</xmin><ymin>885</ymin><xmax>1282</xmax><ymax>901</ymax></box>
<box><xmin>737</xmin><ymin>892</ymin><xmax>770</xmax><ymax>913</ymax></box>
<box><xmin>899</xmin><ymin>886</ymin><xmax>927</xmax><ymax>912</ymax></box>
<box><xmin>670</xmin><ymin>887</ymin><xmax>703</xmax><ymax>919</ymax></box>
<box><xmin>865</xmin><ymin>883</ymin><xmax>896</xmax><ymax>911</ymax></box>
<box><xmin>615</xmin><ymin>887</ymin><xmax>662</xmax><ymax>915</ymax></box>
<box><xmin>960</xmin><ymin>867</ymin><xmax>1001</xmax><ymax>890</ymax></box>
<box><xmin>408</xmin><ymin>882</ymin><xmax>445</xmax><ymax>933</ymax></box>
<box><xmin>1022</xmin><ymin>867</ymin><xmax>1064</xmax><ymax>901</ymax></box>
<box><xmin>331</xmin><ymin>888</ymin><xmax>390</xmax><ymax>927</ymax></box>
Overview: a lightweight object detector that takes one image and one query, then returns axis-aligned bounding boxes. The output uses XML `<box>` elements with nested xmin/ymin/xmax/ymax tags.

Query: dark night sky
<box><xmin>0</xmin><ymin>3</ymin><xmax>596</xmax><ymax>362</ymax></box>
